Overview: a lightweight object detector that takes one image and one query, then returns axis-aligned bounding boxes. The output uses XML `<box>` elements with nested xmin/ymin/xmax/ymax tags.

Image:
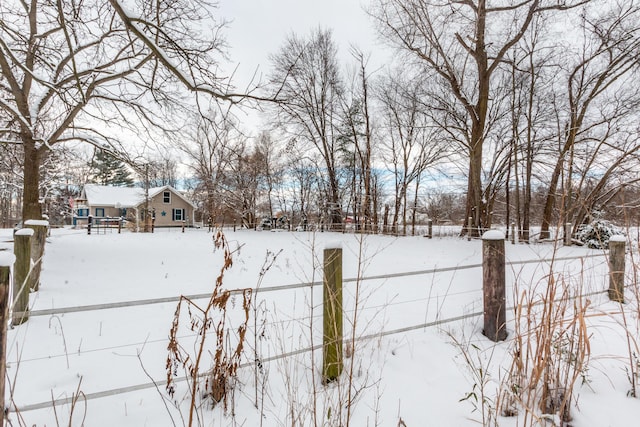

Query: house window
<box><xmin>77</xmin><ymin>208</ymin><xmax>88</xmax><ymax>217</ymax></box>
<box><xmin>163</xmin><ymin>191</ymin><xmax>171</xmax><ymax>203</ymax></box>
<box><xmin>95</xmin><ymin>208</ymin><xmax>105</xmax><ymax>217</ymax></box>
<box><xmin>172</xmin><ymin>208</ymin><xmax>185</xmax><ymax>221</ymax></box>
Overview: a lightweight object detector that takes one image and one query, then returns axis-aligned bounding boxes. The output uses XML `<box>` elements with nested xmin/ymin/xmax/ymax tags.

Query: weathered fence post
<box><xmin>608</xmin><ymin>235</ymin><xmax>626</xmax><ymax>303</ymax></box>
<box><xmin>323</xmin><ymin>245</ymin><xmax>343</xmax><ymax>383</ymax></box>
<box><xmin>182</xmin><ymin>220</ymin><xmax>186</xmax><ymax>233</ymax></box>
<box><xmin>510</xmin><ymin>222</ymin><xmax>516</xmax><ymax>245</ymax></box>
<box><xmin>467</xmin><ymin>216</ymin><xmax>473</xmax><ymax>241</ymax></box>
<box><xmin>13</xmin><ymin>229</ymin><xmax>33</xmax><ymax>325</ymax></box>
<box><xmin>564</xmin><ymin>222</ymin><xmax>572</xmax><ymax>246</ymax></box>
<box><xmin>482</xmin><ymin>230</ymin><xmax>507</xmax><ymax>342</ymax></box>
<box><xmin>25</xmin><ymin>220</ymin><xmax>48</xmax><ymax>292</ymax></box>
<box><xmin>427</xmin><ymin>219</ymin><xmax>433</xmax><ymax>239</ymax></box>
<box><xmin>0</xmin><ymin>253</ymin><xmax>15</xmax><ymax>422</ymax></box>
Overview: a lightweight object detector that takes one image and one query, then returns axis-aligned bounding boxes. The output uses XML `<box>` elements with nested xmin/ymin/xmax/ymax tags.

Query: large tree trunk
<box><xmin>540</xmin><ymin>155</ymin><xmax>565</xmax><ymax>239</ymax></box>
<box><xmin>465</xmin><ymin>141</ymin><xmax>484</xmax><ymax>237</ymax></box>
<box><xmin>464</xmin><ymin>19</ymin><xmax>490</xmax><ymax>237</ymax></box>
<box><xmin>22</xmin><ymin>140</ymin><xmax>42</xmax><ymax>221</ymax></box>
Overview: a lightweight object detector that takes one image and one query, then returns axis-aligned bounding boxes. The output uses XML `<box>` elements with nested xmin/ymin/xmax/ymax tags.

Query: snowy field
<box><xmin>0</xmin><ymin>226</ymin><xmax>639</xmax><ymax>426</ymax></box>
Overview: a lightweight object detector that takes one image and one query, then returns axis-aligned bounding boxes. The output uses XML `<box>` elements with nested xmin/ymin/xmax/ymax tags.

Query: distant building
<box><xmin>73</xmin><ymin>184</ymin><xmax>195</xmax><ymax>229</ymax></box>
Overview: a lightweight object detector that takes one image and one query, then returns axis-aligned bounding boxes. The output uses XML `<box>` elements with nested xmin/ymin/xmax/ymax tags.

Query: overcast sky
<box><xmin>218</xmin><ymin>0</ymin><xmax>384</xmax><ymax>93</ymax></box>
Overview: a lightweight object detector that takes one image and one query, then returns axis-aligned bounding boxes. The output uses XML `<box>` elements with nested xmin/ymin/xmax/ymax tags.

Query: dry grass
<box><xmin>501</xmin><ymin>270</ymin><xmax>591</xmax><ymax>426</ymax></box>
<box><xmin>165</xmin><ymin>229</ymin><xmax>251</xmax><ymax>425</ymax></box>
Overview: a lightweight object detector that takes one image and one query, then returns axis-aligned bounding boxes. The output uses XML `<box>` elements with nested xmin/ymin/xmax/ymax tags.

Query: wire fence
<box><xmin>17</xmin><ymin>286</ymin><xmax>623</xmax><ymax>413</ymax></box>
<box><xmin>21</xmin><ymin>253</ymin><xmax>607</xmax><ymax>318</ymax></box>
<box><xmin>12</xmin><ymin>251</ymin><xmax>615</xmax><ymax>413</ymax></box>
<box><xmin>16</xmin><ymin>254</ymin><xmax>612</xmax><ymax>365</ymax></box>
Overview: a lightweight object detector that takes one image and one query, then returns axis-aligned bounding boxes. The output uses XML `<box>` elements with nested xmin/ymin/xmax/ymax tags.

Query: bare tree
<box><xmin>0</xmin><ymin>140</ymin><xmax>22</xmax><ymax>227</ymax></box>
<box><xmin>426</xmin><ymin>190</ymin><xmax>465</xmax><ymax>225</ymax></box>
<box><xmin>39</xmin><ymin>146</ymin><xmax>87</xmax><ymax>225</ymax></box>
<box><xmin>539</xmin><ymin>1</ymin><xmax>640</xmax><ymax>238</ymax></box>
<box><xmin>254</xmin><ymin>131</ymin><xmax>284</xmax><ymax>220</ymax></box>
<box><xmin>503</xmin><ymin>14</ymin><xmax>557</xmax><ymax>242</ymax></box>
<box><xmin>376</xmin><ymin>69</ymin><xmax>447</xmax><ymax>235</ymax></box>
<box><xmin>0</xmin><ymin>0</ymin><xmax>245</xmax><ymax>222</ymax></box>
<box><xmin>269</xmin><ymin>28</ymin><xmax>345</xmax><ymax>229</ymax></box>
<box><xmin>148</xmin><ymin>157</ymin><xmax>180</xmax><ymax>188</ymax></box>
<box><xmin>284</xmin><ymin>142</ymin><xmax>322</xmax><ymax>229</ymax></box>
<box><xmin>178</xmin><ymin>111</ymin><xmax>238</xmax><ymax>223</ymax></box>
<box><xmin>570</xmin><ymin>130</ymin><xmax>640</xmax><ymax>228</ymax></box>
<box><xmin>371</xmin><ymin>0</ymin><xmax>588</xmax><ymax>236</ymax></box>
<box><xmin>223</xmin><ymin>140</ymin><xmax>267</xmax><ymax>228</ymax></box>
<box><xmin>339</xmin><ymin>48</ymin><xmax>376</xmax><ymax>232</ymax></box>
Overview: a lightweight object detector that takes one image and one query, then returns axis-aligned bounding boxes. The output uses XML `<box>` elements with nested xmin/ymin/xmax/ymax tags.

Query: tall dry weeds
<box><xmin>501</xmin><ymin>268</ymin><xmax>591</xmax><ymax>426</ymax></box>
<box><xmin>622</xmin><ymin>230</ymin><xmax>640</xmax><ymax>398</ymax></box>
<box><xmin>166</xmin><ymin>229</ymin><xmax>251</xmax><ymax>425</ymax></box>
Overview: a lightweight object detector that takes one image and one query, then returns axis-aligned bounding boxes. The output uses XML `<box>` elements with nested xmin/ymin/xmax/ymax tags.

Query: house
<box><xmin>73</xmin><ymin>184</ymin><xmax>196</xmax><ymax>229</ymax></box>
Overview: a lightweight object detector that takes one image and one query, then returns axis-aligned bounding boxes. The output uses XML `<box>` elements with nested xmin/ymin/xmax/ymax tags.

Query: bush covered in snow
<box><xmin>575</xmin><ymin>219</ymin><xmax>625</xmax><ymax>249</ymax></box>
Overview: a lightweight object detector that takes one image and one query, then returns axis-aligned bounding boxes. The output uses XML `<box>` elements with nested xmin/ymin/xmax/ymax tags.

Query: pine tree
<box><xmin>88</xmin><ymin>149</ymin><xmax>134</xmax><ymax>187</ymax></box>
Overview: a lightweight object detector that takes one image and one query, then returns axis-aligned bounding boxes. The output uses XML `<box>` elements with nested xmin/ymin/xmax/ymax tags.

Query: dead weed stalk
<box><xmin>502</xmin><ymin>270</ymin><xmax>591</xmax><ymax>426</ymax></box>
<box><xmin>166</xmin><ymin>229</ymin><xmax>251</xmax><ymax>425</ymax></box>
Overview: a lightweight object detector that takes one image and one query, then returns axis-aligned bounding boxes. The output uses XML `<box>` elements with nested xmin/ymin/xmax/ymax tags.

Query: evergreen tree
<box><xmin>88</xmin><ymin>149</ymin><xmax>134</xmax><ymax>187</ymax></box>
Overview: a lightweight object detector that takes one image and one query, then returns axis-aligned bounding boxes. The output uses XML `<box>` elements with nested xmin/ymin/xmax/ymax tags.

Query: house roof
<box><xmin>148</xmin><ymin>186</ymin><xmax>196</xmax><ymax>208</ymax></box>
<box><xmin>83</xmin><ymin>184</ymin><xmax>144</xmax><ymax>207</ymax></box>
<box><xmin>82</xmin><ymin>184</ymin><xmax>195</xmax><ymax>208</ymax></box>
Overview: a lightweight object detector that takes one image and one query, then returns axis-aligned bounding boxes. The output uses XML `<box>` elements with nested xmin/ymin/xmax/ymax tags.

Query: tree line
<box><xmin>2</xmin><ymin>0</ymin><xmax>640</xmax><ymax>237</ymax></box>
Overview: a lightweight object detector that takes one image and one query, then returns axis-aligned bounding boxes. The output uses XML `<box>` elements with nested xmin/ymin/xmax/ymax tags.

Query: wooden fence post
<box><xmin>0</xmin><ymin>253</ymin><xmax>15</xmax><ymax>422</ymax></box>
<box><xmin>323</xmin><ymin>246</ymin><xmax>343</xmax><ymax>383</ymax></box>
<box><xmin>24</xmin><ymin>220</ymin><xmax>49</xmax><ymax>292</ymax></box>
<box><xmin>482</xmin><ymin>230</ymin><xmax>507</xmax><ymax>342</ymax></box>
<box><xmin>564</xmin><ymin>222</ymin><xmax>572</xmax><ymax>246</ymax></box>
<box><xmin>427</xmin><ymin>219</ymin><xmax>433</xmax><ymax>239</ymax></box>
<box><xmin>510</xmin><ymin>222</ymin><xmax>515</xmax><ymax>245</ymax></box>
<box><xmin>467</xmin><ymin>216</ymin><xmax>473</xmax><ymax>241</ymax></box>
<box><xmin>13</xmin><ymin>229</ymin><xmax>33</xmax><ymax>325</ymax></box>
<box><xmin>182</xmin><ymin>220</ymin><xmax>186</xmax><ymax>233</ymax></box>
<box><xmin>608</xmin><ymin>235</ymin><xmax>626</xmax><ymax>303</ymax></box>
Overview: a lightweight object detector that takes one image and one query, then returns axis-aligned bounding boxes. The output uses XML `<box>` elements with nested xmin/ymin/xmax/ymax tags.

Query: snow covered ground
<box><xmin>0</xmin><ymin>226</ymin><xmax>638</xmax><ymax>426</ymax></box>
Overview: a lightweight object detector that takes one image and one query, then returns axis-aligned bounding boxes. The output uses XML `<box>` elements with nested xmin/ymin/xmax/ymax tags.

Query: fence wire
<box><xmin>11</xmin><ymin>251</ymin><xmax>618</xmax><ymax>413</ymax></box>
<box><xmin>16</xmin><ymin>283</ymin><xmax>626</xmax><ymax>413</ymax></box>
<box><xmin>18</xmin><ymin>253</ymin><xmax>607</xmax><ymax>318</ymax></box>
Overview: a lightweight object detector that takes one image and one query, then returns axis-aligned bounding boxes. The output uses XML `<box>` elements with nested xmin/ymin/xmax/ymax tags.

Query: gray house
<box><xmin>73</xmin><ymin>184</ymin><xmax>196</xmax><ymax>228</ymax></box>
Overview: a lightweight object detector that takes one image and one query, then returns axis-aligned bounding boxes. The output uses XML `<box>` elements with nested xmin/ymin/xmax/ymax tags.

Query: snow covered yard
<box><xmin>1</xmin><ymin>226</ymin><xmax>639</xmax><ymax>426</ymax></box>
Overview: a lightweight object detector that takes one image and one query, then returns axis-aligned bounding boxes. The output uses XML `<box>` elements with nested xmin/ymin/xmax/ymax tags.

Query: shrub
<box><xmin>575</xmin><ymin>219</ymin><xmax>624</xmax><ymax>249</ymax></box>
